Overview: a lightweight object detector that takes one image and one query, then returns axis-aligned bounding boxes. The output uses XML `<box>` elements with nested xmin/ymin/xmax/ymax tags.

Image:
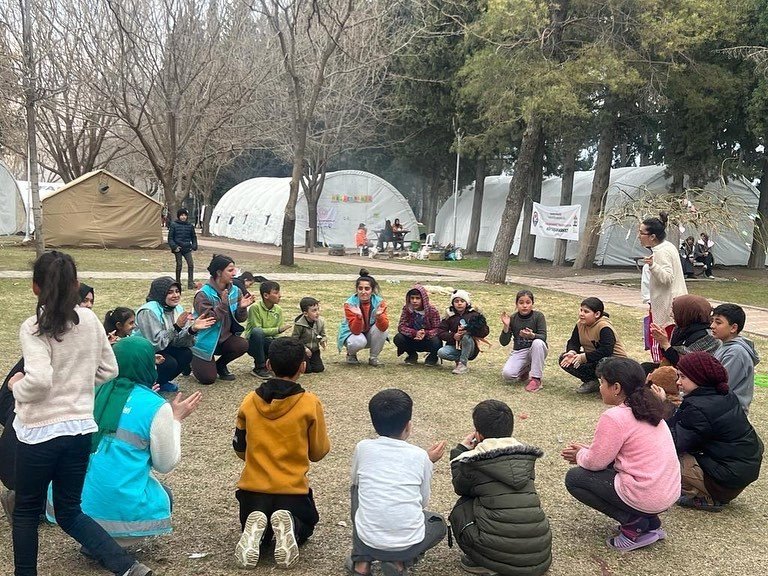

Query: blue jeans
<box><xmin>13</xmin><ymin>433</ymin><xmax>135</xmax><ymax>576</ymax></box>
<box><xmin>247</xmin><ymin>328</ymin><xmax>275</xmax><ymax>369</ymax></box>
<box><xmin>437</xmin><ymin>334</ymin><xmax>476</xmax><ymax>365</ymax></box>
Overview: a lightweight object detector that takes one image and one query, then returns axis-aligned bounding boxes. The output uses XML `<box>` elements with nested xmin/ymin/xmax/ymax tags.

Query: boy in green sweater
<box><xmin>245</xmin><ymin>281</ymin><xmax>292</xmax><ymax>378</ymax></box>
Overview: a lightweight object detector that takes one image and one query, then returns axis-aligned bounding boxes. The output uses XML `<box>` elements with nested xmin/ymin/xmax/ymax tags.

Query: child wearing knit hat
<box><xmin>652</xmin><ymin>351</ymin><xmax>764</xmax><ymax>511</ymax></box>
<box><xmin>436</xmin><ymin>290</ymin><xmax>489</xmax><ymax>375</ymax></box>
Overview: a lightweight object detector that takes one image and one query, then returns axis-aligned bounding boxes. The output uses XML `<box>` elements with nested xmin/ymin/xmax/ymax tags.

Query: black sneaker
<box><xmin>424</xmin><ymin>354</ymin><xmax>439</xmax><ymax>366</ymax></box>
<box><xmin>576</xmin><ymin>380</ymin><xmax>600</xmax><ymax>394</ymax></box>
<box><xmin>251</xmin><ymin>367</ymin><xmax>273</xmax><ymax>379</ymax></box>
<box><xmin>459</xmin><ymin>555</ymin><xmax>498</xmax><ymax>575</ymax></box>
<box><xmin>217</xmin><ymin>367</ymin><xmax>236</xmax><ymax>381</ymax></box>
<box><xmin>180</xmin><ymin>365</ymin><xmax>192</xmax><ymax>376</ymax></box>
<box><xmin>404</xmin><ymin>353</ymin><xmax>418</xmax><ymax>365</ymax></box>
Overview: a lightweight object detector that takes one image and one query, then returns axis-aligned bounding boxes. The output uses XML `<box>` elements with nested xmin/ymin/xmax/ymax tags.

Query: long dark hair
<box><xmin>104</xmin><ymin>307</ymin><xmax>135</xmax><ymax>334</ymax></box>
<box><xmin>32</xmin><ymin>251</ymin><xmax>80</xmax><ymax>341</ymax></box>
<box><xmin>597</xmin><ymin>357</ymin><xmax>664</xmax><ymax>426</ymax></box>
<box><xmin>641</xmin><ymin>212</ymin><xmax>668</xmax><ymax>241</ymax></box>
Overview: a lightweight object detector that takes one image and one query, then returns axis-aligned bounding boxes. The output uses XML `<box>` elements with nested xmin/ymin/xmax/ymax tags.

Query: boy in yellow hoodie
<box><xmin>233</xmin><ymin>337</ymin><xmax>330</xmax><ymax>569</ymax></box>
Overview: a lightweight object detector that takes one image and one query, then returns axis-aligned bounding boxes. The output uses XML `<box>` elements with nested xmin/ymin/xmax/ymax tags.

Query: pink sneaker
<box><xmin>525</xmin><ymin>378</ymin><xmax>542</xmax><ymax>392</ymax></box>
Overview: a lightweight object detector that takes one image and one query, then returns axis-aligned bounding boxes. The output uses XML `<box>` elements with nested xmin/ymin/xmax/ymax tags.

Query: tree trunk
<box><xmin>485</xmin><ymin>118</ymin><xmax>542</xmax><ymax>283</ymax></box>
<box><xmin>518</xmin><ymin>131</ymin><xmax>545</xmax><ymax>263</ymax></box>
<box><xmin>748</xmin><ymin>154</ymin><xmax>768</xmax><ymax>269</ymax></box>
<box><xmin>281</xmin><ymin>123</ymin><xmax>308</xmax><ymax>266</ymax></box>
<box><xmin>465</xmin><ymin>157</ymin><xmax>486</xmax><ymax>254</ymax></box>
<box><xmin>202</xmin><ymin>197</ymin><xmax>213</xmax><ymax>237</ymax></box>
<box><xmin>23</xmin><ymin>0</ymin><xmax>44</xmax><ymax>256</ymax></box>
<box><xmin>573</xmin><ymin>118</ymin><xmax>615</xmax><ymax>269</ymax></box>
<box><xmin>553</xmin><ymin>142</ymin><xmax>577</xmax><ymax>266</ymax></box>
<box><xmin>421</xmin><ymin>172</ymin><xmax>441</xmax><ymax>235</ymax></box>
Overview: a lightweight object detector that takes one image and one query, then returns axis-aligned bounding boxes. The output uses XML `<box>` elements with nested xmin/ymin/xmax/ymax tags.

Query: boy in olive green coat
<box><xmin>449</xmin><ymin>400</ymin><xmax>551</xmax><ymax>576</ymax></box>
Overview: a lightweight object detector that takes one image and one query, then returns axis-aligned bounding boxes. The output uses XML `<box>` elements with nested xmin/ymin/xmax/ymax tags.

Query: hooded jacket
<box><xmin>667</xmin><ymin>386</ymin><xmax>763</xmax><ymax>490</ymax></box>
<box><xmin>135</xmin><ymin>277</ymin><xmax>195</xmax><ymax>351</ymax></box>
<box><xmin>292</xmin><ymin>314</ymin><xmax>327</xmax><ymax>352</ymax></box>
<box><xmin>397</xmin><ymin>285</ymin><xmax>441</xmax><ymax>339</ymax></box>
<box><xmin>714</xmin><ymin>336</ymin><xmax>760</xmax><ymax>413</ymax></box>
<box><xmin>233</xmin><ymin>378</ymin><xmax>330</xmax><ymax>494</ymax></box>
<box><xmin>449</xmin><ymin>438</ymin><xmax>552</xmax><ymax>576</ymax></box>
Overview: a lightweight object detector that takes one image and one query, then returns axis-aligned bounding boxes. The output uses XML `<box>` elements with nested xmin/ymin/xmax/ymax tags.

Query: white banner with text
<box><xmin>530</xmin><ymin>202</ymin><xmax>580</xmax><ymax>240</ymax></box>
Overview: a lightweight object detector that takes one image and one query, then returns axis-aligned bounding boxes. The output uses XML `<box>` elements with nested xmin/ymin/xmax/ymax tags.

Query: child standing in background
<box><xmin>500</xmin><ymin>290</ymin><xmax>548</xmax><ymax>392</ymax></box>
<box><xmin>292</xmin><ymin>297</ymin><xmax>327</xmax><ymax>374</ymax></box>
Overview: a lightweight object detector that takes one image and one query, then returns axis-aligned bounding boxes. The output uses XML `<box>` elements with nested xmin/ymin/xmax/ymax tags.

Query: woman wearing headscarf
<box><xmin>46</xmin><ymin>337</ymin><xmax>201</xmax><ymax>541</ymax></box>
<box><xmin>653</xmin><ymin>352</ymin><xmax>763</xmax><ymax>511</ymax></box>
<box><xmin>645</xmin><ymin>294</ymin><xmax>720</xmax><ymax>373</ymax></box>
<box><xmin>190</xmin><ymin>254</ymin><xmax>254</xmax><ymax>384</ymax></box>
<box><xmin>135</xmin><ymin>277</ymin><xmax>215</xmax><ymax>392</ymax></box>
<box><xmin>78</xmin><ymin>283</ymin><xmax>95</xmax><ymax>309</ymax></box>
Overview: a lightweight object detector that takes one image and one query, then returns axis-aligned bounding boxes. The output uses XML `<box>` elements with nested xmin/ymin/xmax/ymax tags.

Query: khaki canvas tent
<box><xmin>0</xmin><ymin>160</ymin><xmax>25</xmax><ymax>235</ymax></box>
<box><xmin>42</xmin><ymin>170</ymin><xmax>162</xmax><ymax>248</ymax></box>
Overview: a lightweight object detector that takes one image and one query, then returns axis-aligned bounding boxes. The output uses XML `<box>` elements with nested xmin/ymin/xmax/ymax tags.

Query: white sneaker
<box><xmin>271</xmin><ymin>509</ymin><xmax>299</xmax><ymax>568</ymax></box>
<box><xmin>235</xmin><ymin>510</ymin><xmax>268</xmax><ymax>568</ymax></box>
<box><xmin>452</xmin><ymin>363</ymin><xmax>469</xmax><ymax>375</ymax></box>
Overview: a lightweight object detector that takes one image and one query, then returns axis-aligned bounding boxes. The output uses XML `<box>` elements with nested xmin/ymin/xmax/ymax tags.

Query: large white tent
<box><xmin>211</xmin><ymin>170</ymin><xmax>419</xmax><ymax>247</ymax></box>
<box><xmin>435</xmin><ymin>165</ymin><xmax>767</xmax><ymax>266</ymax></box>
<box><xmin>0</xmin><ymin>161</ymin><xmax>26</xmax><ymax>235</ymax></box>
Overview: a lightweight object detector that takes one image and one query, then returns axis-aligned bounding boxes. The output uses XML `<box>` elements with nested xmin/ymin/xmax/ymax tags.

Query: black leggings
<box><xmin>565</xmin><ymin>466</ymin><xmax>649</xmax><ymax>525</ymax></box>
<box><xmin>157</xmin><ymin>346</ymin><xmax>193</xmax><ymax>385</ymax></box>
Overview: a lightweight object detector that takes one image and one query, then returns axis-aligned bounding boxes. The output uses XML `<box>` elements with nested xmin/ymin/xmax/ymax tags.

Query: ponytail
<box><xmin>104</xmin><ymin>307</ymin><xmax>135</xmax><ymax>334</ymax></box>
<box><xmin>596</xmin><ymin>357</ymin><xmax>664</xmax><ymax>426</ymax></box>
<box><xmin>32</xmin><ymin>251</ymin><xmax>80</xmax><ymax>341</ymax></box>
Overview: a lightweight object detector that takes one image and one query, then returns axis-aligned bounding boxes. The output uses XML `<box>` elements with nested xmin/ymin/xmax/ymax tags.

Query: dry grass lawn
<box><xmin>0</xmin><ymin>278</ymin><xmax>766</xmax><ymax>576</ymax></box>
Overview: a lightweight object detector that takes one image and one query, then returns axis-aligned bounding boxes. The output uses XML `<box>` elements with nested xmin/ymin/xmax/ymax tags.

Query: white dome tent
<box><xmin>211</xmin><ymin>170</ymin><xmax>419</xmax><ymax>248</ymax></box>
<box><xmin>0</xmin><ymin>161</ymin><xmax>26</xmax><ymax>235</ymax></box>
<box><xmin>435</xmin><ymin>165</ymin><xmax>767</xmax><ymax>266</ymax></box>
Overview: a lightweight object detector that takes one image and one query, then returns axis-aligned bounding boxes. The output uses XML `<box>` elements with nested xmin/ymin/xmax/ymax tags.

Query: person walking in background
<box><xmin>168</xmin><ymin>208</ymin><xmax>198</xmax><ymax>290</ymax></box>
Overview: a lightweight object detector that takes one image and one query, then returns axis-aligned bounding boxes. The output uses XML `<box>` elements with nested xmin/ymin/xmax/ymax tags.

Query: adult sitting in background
<box><xmin>78</xmin><ymin>283</ymin><xmax>95</xmax><ymax>309</ymax></box>
<box><xmin>644</xmin><ymin>294</ymin><xmax>720</xmax><ymax>374</ymax></box>
<box><xmin>392</xmin><ymin>218</ymin><xmax>405</xmax><ymax>250</ymax></box>
<box><xmin>695</xmin><ymin>233</ymin><xmax>715</xmax><ymax>279</ymax></box>
<box><xmin>679</xmin><ymin>236</ymin><xmax>696</xmax><ymax>279</ymax></box>
<box><xmin>135</xmin><ymin>277</ymin><xmax>215</xmax><ymax>392</ymax></box>
<box><xmin>47</xmin><ymin>337</ymin><xmax>202</xmax><ymax>543</ymax></box>
<box><xmin>191</xmin><ymin>254</ymin><xmax>253</xmax><ymax>384</ymax></box>
<box><xmin>377</xmin><ymin>220</ymin><xmax>394</xmax><ymax>251</ymax></box>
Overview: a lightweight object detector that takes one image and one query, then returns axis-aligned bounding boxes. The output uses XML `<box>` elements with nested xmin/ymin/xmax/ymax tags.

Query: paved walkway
<box><xmin>2</xmin><ymin>236</ymin><xmax>767</xmax><ymax>337</ymax></box>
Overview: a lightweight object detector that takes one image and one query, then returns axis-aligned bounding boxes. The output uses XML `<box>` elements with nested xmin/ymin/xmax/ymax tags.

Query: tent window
<box><xmin>243</xmin><ymin>215</ymin><xmax>248</xmax><ymax>224</ymax></box>
<box><xmin>215</xmin><ymin>216</ymin><xmax>220</xmax><ymax>224</ymax></box>
<box><xmin>228</xmin><ymin>216</ymin><xmax>234</xmax><ymax>225</ymax></box>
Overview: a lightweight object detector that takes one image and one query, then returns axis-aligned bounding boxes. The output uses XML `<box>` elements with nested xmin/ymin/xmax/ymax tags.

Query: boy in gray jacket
<box><xmin>711</xmin><ymin>303</ymin><xmax>760</xmax><ymax>414</ymax></box>
<box><xmin>291</xmin><ymin>297</ymin><xmax>327</xmax><ymax>373</ymax></box>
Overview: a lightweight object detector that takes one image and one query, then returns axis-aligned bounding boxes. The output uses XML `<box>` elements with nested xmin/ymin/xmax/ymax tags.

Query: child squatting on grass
<box><xmin>393</xmin><ymin>285</ymin><xmax>442</xmax><ymax>366</ymax></box>
<box><xmin>449</xmin><ymin>400</ymin><xmax>552</xmax><ymax>575</ymax></box>
<box><xmin>562</xmin><ymin>357</ymin><xmax>680</xmax><ymax>552</ymax></box>
<box><xmin>499</xmin><ymin>289</ymin><xmax>548</xmax><ymax>392</ymax></box>
<box><xmin>559</xmin><ymin>297</ymin><xmax>627</xmax><ymax>394</ymax></box>
<box><xmin>437</xmin><ymin>289</ymin><xmax>490</xmax><ymax>375</ymax></box>
<box><xmin>651</xmin><ymin>352</ymin><xmax>763</xmax><ymax>511</ymax></box>
<box><xmin>348</xmin><ymin>389</ymin><xmax>447</xmax><ymax>576</ymax></box>
<box><xmin>232</xmin><ymin>337</ymin><xmax>330</xmax><ymax>569</ymax></box>
<box><xmin>711</xmin><ymin>303</ymin><xmax>761</xmax><ymax>414</ymax></box>
<box><xmin>291</xmin><ymin>296</ymin><xmax>327</xmax><ymax>374</ymax></box>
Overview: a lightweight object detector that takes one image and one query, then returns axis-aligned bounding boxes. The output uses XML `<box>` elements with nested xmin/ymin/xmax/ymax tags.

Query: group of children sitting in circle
<box><xmin>1</xmin><ymin>250</ymin><xmax>763</xmax><ymax>576</ymax></box>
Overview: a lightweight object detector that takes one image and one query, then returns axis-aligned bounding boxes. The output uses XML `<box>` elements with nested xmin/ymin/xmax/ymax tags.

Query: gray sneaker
<box><xmin>576</xmin><ymin>380</ymin><xmax>600</xmax><ymax>394</ymax></box>
<box><xmin>121</xmin><ymin>562</ymin><xmax>153</xmax><ymax>576</ymax></box>
<box><xmin>452</xmin><ymin>363</ymin><xmax>469</xmax><ymax>375</ymax></box>
<box><xmin>1</xmin><ymin>489</ymin><xmax>14</xmax><ymax>526</ymax></box>
<box><xmin>346</xmin><ymin>354</ymin><xmax>360</xmax><ymax>365</ymax></box>
<box><xmin>271</xmin><ymin>509</ymin><xmax>299</xmax><ymax>568</ymax></box>
<box><xmin>368</xmin><ymin>357</ymin><xmax>382</xmax><ymax>367</ymax></box>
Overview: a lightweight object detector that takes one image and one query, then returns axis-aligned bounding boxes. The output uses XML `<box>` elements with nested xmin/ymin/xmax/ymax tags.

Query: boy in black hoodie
<box><xmin>168</xmin><ymin>208</ymin><xmax>198</xmax><ymax>289</ymax></box>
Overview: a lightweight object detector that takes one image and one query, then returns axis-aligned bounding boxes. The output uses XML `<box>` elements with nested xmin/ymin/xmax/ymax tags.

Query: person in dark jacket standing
<box><xmin>393</xmin><ymin>285</ymin><xmax>442</xmax><ymax>366</ymax></box>
<box><xmin>653</xmin><ymin>351</ymin><xmax>764</xmax><ymax>511</ymax></box>
<box><xmin>449</xmin><ymin>400</ymin><xmax>551</xmax><ymax>576</ymax></box>
<box><xmin>168</xmin><ymin>208</ymin><xmax>198</xmax><ymax>289</ymax></box>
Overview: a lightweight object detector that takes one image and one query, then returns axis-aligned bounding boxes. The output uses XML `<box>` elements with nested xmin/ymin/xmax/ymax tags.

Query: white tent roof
<box><xmin>0</xmin><ymin>161</ymin><xmax>26</xmax><ymax>235</ymax></box>
<box><xmin>17</xmin><ymin>180</ymin><xmax>65</xmax><ymax>233</ymax></box>
<box><xmin>435</xmin><ymin>165</ymin><xmax>767</xmax><ymax>266</ymax></box>
<box><xmin>211</xmin><ymin>170</ymin><xmax>420</xmax><ymax>247</ymax></box>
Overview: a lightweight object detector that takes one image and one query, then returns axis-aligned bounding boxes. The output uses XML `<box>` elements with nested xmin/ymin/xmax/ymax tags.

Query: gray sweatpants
<box><xmin>345</xmin><ymin>326</ymin><xmax>387</xmax><ymax>360</ymax></box>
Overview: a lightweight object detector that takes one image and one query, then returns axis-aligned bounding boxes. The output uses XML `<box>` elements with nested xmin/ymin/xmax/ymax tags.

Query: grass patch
<box><xmin>1</xmin><ymin>278</ymin><xmax>767</xmax><ymax>575</ymax></box>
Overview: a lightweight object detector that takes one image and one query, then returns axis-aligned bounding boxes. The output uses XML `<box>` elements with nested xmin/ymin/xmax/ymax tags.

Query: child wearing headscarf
<box><xmin>653</xmin><ymin>352</ymin><xmax>764</xmax><ymax>511</ymax></box>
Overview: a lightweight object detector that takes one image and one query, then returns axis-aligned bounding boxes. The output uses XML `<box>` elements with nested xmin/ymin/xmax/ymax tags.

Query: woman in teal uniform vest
<box><xmin>47</xmin><ymin>337</ymin><xmax>202</xmax><ymax>542</ymax></box>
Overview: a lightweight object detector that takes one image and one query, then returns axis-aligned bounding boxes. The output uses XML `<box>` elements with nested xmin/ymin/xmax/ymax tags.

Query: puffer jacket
<box><xmin>667</xmin><ymin>386</ymin><xmax>763</xmax><ymax>489</ymax></box>
<box><xmin>168</xmin><ymin>219</ymin><xmax>197</xmax><ymax>253</ymax></box>
<box><xmin>397</xmin><ymin>285</ymin><xmax>441</xmax><ymax>338</ymax></box>
<box><xmin>437</xmin><ymin>307</ymin><xmax>489</xmax><ymax>361</ymax></box>
<box><xmin>449</xmin><ymin>438</ymin><xmax>552</xmax><ymax>576</ymax></box>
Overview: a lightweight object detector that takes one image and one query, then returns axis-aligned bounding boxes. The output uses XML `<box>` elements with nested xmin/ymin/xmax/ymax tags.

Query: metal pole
<box><xmin>452</xmin><ymin>129</ymin><xmax>463</xmax><ymax>247</ymax></box>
